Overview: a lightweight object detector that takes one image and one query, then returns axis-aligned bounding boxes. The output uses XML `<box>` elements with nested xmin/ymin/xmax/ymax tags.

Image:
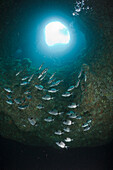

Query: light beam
<box><xmin>45</xmin><ymin>21</ymin><xmax>70</xmax><ymax>46</ymax></box>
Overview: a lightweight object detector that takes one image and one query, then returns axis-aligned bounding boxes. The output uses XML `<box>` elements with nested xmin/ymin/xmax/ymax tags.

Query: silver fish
<box><xmin>40</xmin><ymin>73</ymin><xmax>47</xmax><ymax>81</ymax></box>
<box><xmin>35</xmin><ymin>85</ymin><xmax>44</xmax><ymax>90</ymax></box>
<box><xmin>54</xmin><ymin>130</ymin><xmax>64</xmax><ymax>135</ymax></box>
<box><xmin>44</xmin><ymin>117</ymin><xmax>54</xmax><ymax>122</ymax></box>
<box><xmin>63</xmin><ymin>127</ymin><xmax>71</xmax><ymax>133</ymax></box>
<box><xmin>43</xmin><ymin>68</ymin><xmax>48</xmax><ymax>74</ymax></box>
<box><xmin>20</xmin><ymin>81</ymin><xmax>28</xmax><ymax>86</ymax></box>
<box><xmin>6</xmin><ymin>100</ymin><xmax>13</xmax><ymax>105</ymax></box>
<box><xmin>16</xmin><ymin>70</ymin><xmax>22</xmax><ymax>76</ymax></box>
<box><xmin>74</xmin><ymin>11</ymin><xmax>79</xmax><ymax>16</ymax></box>
<box><xmin>38</xmin><ymin>68</ymin><xmax>48</xmax><ymax>79</ymax></box>
<box><xmin>14</xmin><ymin>98</ymin><xmax>22</xmax><ymax>104</ymax></box>
<box><xmin>82</xmin><ymin>123</ymin><xmax>89</xmax><ymax>128</ymax></box>
<box><xmin>38</xmin><ymin>63</ymin><xmax>44</xmax><ymax>70</ymax></box>
<box><xmin>50</xmin><ymin>80</ymin><xmax>63</xmax><ymax>87</ymax></box>
<box><xmin>28</xmin><ymin>74</ymin><xmax>34</xmax><ymax>82</ymax></box>
<box><xmin>6</xmin><ymin>95</ymin><xmax>12</xmax><ymax>99</ymax></box>
<box><xmin>69</xmin><ymin>114</ymin><xmax>77</xmax><ymax>119</ymax></box>
<box><xmin>48</xmin><ymin>78</ymin><xmax>56</xmax><ymax>84</ymax></box>
<box><xmin>49</xmin><ymin>72</ymin><xmax>56</xmax><ymax>80</ymax></box>
<box><xmin>83</xmin><ymin>126</ymin><xmax>91</xmax><ymax>131</ymax></box>
<box><xmin>36</xmin><ymin>104</ymin><xmax>44</xmax><ymax>109</ymax></box>
<box><xmin>38</xmin><ymin>74</ymin><xmax>43</xmax><ymax>79</ymax></box>
<box><xmin>22</xmin><ymin>76</ymin><xmax>29</xmax><ymax>81</ymax></box>
<box><xmin>63</xmin><ymin>120</ymin><xmax>74</xmax><ymax>126</ymax></box>
<box><xmin>64</xmin><ymin>137</ymin><xmax>73</xmax><ymax>142</ymax></box>
<box><xmin>4</xmin><ymin>87</ymin><xmax>13</xmax><ymax>93</ymax></box>
<box><xmin>68</xmin><ymin>103</ymin><xmax>79</xmax><ymax>109</ymax></box>
<box><xmin>48</xmin><ymin>109</ymin><xmax>59</xmax><ymax>116</ymax></box>
<box><xmin>85</xmin><ymin>74</ymin><xmax>87</xmax><ymax>82</ymax></box>
<box><xmin>82</xmin><ymin>120</ymin><xmax>92</xmax><ymax>128</ymax></box>
<box><xmin>67</xmin><ymin>85</ymin><xmax>75</xmax><ymax>91</ymax></box>
<box><xmin>78</xmin><ymin>69</ymin><xmax>83</xmax><ymax>79</ymax></box>
<box><xmin>28</xmin><ymin>118</ymin><xmax>36</xmax><ymax>126</ymax></box>
<box><xmin>62</xmin><ymin>92</ymin><xmax>73</xmax><ymax>97</ymax></box>
<box><xmin>48</xmin><ymin>88</ymin><xmax>59</xmax><ymax>93</ymax></box>
<box><xmin>42</xmin><ymin>95</ymin><xmax>53</xmax><ymax>101</ymax></box>
<box><xmin>56</xmin><ymin>141</ymin><xmax>68</xmax><ymax>149</ymax></box>
<box><xmin>48</xmin><ymin>109</ymin><xmax>63</xmax><ymax>116</ymax></box>
<box><xmin>81</xmin><ymin>0</ymin><xmax>85</xmax><ymax>7</ymax></box>
<box><xmin>18</xmin><ymin>105</ymin><xmax>28</xmax><ymax>110</ymax></box>
<box><xmin>75</xmin><ymin>7</ymin><xmax>81</xmax><ymax>12</ymax></box>
<box><xmin>76</xmin><ymin>115</ymin><xmax>82</xmax><ymax>119</ymax></box>
<box><xmin>66</xmin><ymin>111</ymin><xmax>75</xmax><ymax>116</ymax></box>
<box><xmin>87</xmin><ymin>119</ymin><xmax>92</xmax><ymax>124</ymax></box>
<box><xmin>75</xmin><ymin>79</ymin><xmax>80</xmax><ymax>88</ymax></box>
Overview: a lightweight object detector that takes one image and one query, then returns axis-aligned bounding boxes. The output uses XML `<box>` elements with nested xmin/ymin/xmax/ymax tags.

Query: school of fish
<box><xmin>3</xmin><ymin>63</ymin><xmax>92</xmax><ymax>149</ymax></box>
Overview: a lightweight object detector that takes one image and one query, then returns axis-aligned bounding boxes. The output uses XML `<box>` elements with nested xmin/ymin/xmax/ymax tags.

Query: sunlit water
<box><xmin>45</xmin><ymin>21</ymin><xmax>70</xmax><ymax>46</ymax></box>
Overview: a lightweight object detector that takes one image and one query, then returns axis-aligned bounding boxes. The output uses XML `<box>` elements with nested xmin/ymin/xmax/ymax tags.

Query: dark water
<box><xmin>0</xmin><ymin>136</ymin><xmax>113</xmax><ymax>170</ymax></box>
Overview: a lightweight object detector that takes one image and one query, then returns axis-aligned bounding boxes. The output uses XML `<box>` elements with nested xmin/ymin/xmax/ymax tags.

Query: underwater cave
<box><xmin>0</xmin><ymin>0</ymin><xmax>113</xmax><ymax>150</ymax></box>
